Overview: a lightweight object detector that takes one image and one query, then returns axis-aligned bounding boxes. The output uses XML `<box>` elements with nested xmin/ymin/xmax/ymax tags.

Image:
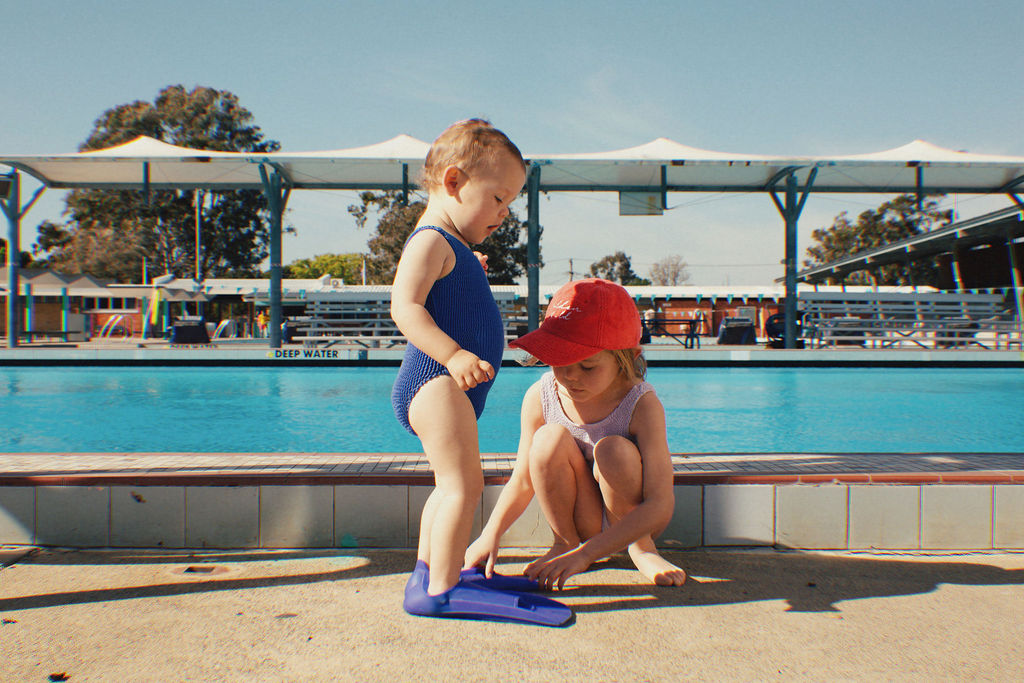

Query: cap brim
<box><xmin>508</xmin><ymin>327</ymin><xmax>606</xmax><ymax>367</ymax></box>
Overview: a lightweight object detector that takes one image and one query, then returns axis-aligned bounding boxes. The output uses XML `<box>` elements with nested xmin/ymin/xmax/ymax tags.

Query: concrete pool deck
<box><xmin>2</xmin><ymin>546</ymin><xmax>1023</xmax><ymax>680</ymax></box>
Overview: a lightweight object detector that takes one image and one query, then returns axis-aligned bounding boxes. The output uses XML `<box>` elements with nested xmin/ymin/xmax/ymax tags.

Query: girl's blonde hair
<box><xmin>608</xmin><ymin>347</ymin><xmax>647</xmax><ymax>382</ymax></box>
<box><xmin>517</xmin><ymin>347</ymin><xmax>648</xmax><ymax>382</ymax></box>
<box><xmin>420</xmin><ymin>118</ymin><xmax>525</xmax><ymax>190</ymax></box>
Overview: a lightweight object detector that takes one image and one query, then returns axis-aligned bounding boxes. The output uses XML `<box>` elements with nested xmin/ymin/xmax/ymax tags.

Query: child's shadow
<box><xmin>498</xmin><ymin>551</ymin><xmax>1024</xmax><ymax>614</ymax></box>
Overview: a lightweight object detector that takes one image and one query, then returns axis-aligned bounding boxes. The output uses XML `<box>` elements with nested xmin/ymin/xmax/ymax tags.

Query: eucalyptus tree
<box><xmin>804</xmin><ymin>194</ymin><xmax>952</xmax><ymax>285</ymax></box>
<box><xmin>37</xmin><ymin>85</ymin><xmax>286</xmax><ymax>282</ymax></box>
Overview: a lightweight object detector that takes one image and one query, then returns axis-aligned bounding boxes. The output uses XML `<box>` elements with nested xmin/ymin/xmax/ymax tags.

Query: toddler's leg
<box><xmin>592</xmin><ymin>436</ymin><xmax>686</xmax><ymax>586</ymax></box>
<box><xmin>408</xmin><ymin>376</ymin><xmax>485</xmax><ymax>596</ymax></box>
<box><xmin>527</xmin><ymin>424</ymin><xmax>603</xmax><ymax>572</ymax></box>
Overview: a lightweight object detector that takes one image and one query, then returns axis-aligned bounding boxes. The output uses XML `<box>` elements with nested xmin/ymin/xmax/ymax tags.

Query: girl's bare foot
<box><xmin>628</xmin><ymin>543</ymin><xmax>687</xmax><ymax>586</ymax></box>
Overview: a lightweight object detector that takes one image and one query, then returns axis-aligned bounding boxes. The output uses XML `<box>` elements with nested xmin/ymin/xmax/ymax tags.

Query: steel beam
<box><xmin>526</xmin><ymin>163</ymin><xmax>541</xmax><ymax>330</ymax></box>
<box><xmin>258</xmin><ymin>164</ymin><xmax>291</xmax><ymax>349</ymax></box>
<box><xmin>2</xmin><ymin>171</ymin><xmax>20</xmax><ymax>347</ymax></box>
<box><xmin>769</xmin><ymin>167</ymin><xmax>818</xmax><ymax>348</ymax></box>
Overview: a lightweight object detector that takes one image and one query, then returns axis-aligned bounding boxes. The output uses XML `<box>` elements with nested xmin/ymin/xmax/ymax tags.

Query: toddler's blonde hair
<box><xmin>420</xmin><ymin>119</ymin><xmax>525</xmax><ymax>190</ymax></box>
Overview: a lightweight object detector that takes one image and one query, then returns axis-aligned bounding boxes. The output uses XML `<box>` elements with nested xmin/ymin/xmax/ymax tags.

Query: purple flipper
<box><xmin>403</xmin><ymin>561</ymin><xmax>572</xmax><ymax>627</ymax></box>
<box><xmin>460</xmin><ymin>565</ymin><xmax>540</xmax><ymax>592</ymax></box>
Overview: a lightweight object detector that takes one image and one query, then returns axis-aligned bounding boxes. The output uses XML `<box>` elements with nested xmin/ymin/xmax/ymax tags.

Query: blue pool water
<box><xmin>1</xmin><ymin>366</ymin><xmax>1023</xmax><ymax>453</ymax></box>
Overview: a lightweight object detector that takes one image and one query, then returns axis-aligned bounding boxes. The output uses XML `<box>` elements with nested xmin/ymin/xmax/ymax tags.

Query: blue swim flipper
<box><xmin>403</xmin><ymin>561</ymin><xmax>572</xmax><ymax>627</ymax></box>
<box><xmin>459</xmin><ymin>565</ymin><xmax>540</xmax><ymax>593</ymax></box>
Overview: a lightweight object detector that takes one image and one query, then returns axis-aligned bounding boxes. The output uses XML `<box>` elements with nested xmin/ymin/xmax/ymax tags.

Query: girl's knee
<box><xmin>529</xmin><ymin>424</ymin><xmax>575</xmax><ymax>463</ymax></box>
<box><xmin>593</xmin><ymin>435</ymin><xmax>640</xmax><ymax>465</ymax></box>
<box><xmin>593</xmin><ymin>435</ymin><xmax>642</xmax><ymax>483</ymax></box>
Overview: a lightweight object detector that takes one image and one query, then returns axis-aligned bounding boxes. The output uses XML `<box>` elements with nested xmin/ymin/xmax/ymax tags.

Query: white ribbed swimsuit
<box><xmin>539</xmin><ymin>370</ymin><xmax>654</xmax><ymax>461</ymax></box>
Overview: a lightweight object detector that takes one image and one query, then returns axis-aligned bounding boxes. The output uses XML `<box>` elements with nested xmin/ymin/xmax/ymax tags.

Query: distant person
<box><xmin>256</xmin><ymin>310</ymin><xmax>268</xmax><ymax>338</ymax></box>
<box><xmin>390</xmin><ymin>120</ymin><xmax>569</xmax><ymax>626</ymax></box>
<box><xmin>466</xmin><ymin>278</ymin><xmax>687</xmax><ymax>589</ymax></box>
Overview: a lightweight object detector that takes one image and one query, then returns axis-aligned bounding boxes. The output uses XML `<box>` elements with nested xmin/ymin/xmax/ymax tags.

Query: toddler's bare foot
<box><xmin>628</xmin><ymin>545</ymin><xmax>687</xmax><ymax>586</ymax></box>
<box><xmin>526</xmin><ymin>542</ymin><xmax>574</xmax><ymax>576</ymax></box>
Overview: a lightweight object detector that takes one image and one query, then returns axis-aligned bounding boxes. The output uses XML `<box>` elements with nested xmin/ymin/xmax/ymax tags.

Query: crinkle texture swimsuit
<box><xmin>391</xmin><ymin>226</ymin><xmax>504</xmax><ymax>435</ymax></box>
<box><xmin>539</xmin><ymin>370</ymin><xmax>655</xmax><ymax>461</ymax></box>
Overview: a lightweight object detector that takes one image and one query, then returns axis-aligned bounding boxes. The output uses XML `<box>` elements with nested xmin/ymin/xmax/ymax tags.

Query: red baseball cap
<box><xmin>509</xmin><ymin>278</ymin><xmax>642</xmax><ymax>366</ymax></box>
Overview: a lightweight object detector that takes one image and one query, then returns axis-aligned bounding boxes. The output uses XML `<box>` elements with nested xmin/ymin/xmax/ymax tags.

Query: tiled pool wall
<box><xmin>2</xmin><ymin>482</ymin><xmax>1022</xmax><ymax>551</ymax></box>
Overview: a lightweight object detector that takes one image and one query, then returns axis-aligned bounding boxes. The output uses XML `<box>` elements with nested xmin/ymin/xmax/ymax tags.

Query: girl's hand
<box><xmin>464</xmin><ymin>535</ymin><xmax>499</xmax><ymax>577</ymax></box>
<box><xmin>445</xmin><ymin>349</ymin><xmax>495</xmax><ymax>391</ymax></box>
<box><xmin>526</xmin><ymin>547</ymin><xmax>594</xmax><ymax>590</ymax></box>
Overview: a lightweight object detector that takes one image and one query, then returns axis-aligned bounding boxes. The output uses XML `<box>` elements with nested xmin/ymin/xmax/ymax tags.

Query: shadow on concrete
<box><xmin>1</xmin><ymin>548</ymin><xmax>1021</xmax><ymax>615</ymax></box>
<box><xmin>498</xmin><ymin>550</ymin><xmax>1024</xmax><ymax>614</ymax></box>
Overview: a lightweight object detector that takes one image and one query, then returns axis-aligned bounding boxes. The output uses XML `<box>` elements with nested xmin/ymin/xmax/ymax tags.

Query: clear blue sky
<box><xmin>4</xmin><ymin>0</ymin><xmax>1022</xmax><ymax>285</ymax></box>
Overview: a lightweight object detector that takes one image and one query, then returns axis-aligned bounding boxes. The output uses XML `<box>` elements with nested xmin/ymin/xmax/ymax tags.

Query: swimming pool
<box><xmin>1</xmin><ymin>366</ymin><xmax>1022</xmax><ymax>453</ymax></box>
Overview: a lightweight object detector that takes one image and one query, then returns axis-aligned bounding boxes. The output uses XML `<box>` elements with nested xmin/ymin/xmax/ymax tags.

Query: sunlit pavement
<box><xmin>2</xmin><ymin>547</ymin><xmax>1022</xmax><ymax>681</ymax></box>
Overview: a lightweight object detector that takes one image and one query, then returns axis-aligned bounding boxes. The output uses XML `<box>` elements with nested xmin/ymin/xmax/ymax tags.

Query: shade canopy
<box><xmin>4</xmin><ymin>135</ymin><xmax>1024</xmax><ymax>195</ymax></box>
<box><xmin>796</xmin><ymin>205</ymin><xmax>1024</xmax><ymax>283</ymax></box>
<box><xmin>5</xmin><ymin>134</ymin><xmax>1024</xmax><ymax>350</ymax></box>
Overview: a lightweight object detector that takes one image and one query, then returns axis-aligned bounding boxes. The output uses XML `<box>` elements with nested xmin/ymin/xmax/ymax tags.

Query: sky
<box><xmin>3</xmin><ymin>0</ymin><xmax>1023</xmax><ymax>286</ymax></box>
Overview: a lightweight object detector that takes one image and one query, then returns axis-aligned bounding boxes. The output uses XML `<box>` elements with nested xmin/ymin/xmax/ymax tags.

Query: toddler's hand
<box><xmin>445</xmin><ymin>349</ymin><xmax>495</xmax><ymax>391</ymax></box>
<box><xmin>473</xmin><ymin>251</ymin><xmax>489</xmax><ymax>272</ymax></box>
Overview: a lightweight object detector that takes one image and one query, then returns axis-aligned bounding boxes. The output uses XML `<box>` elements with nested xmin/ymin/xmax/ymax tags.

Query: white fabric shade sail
<box><xmin>5</xmin><ymin>134</ymin><xmax>1024</xmax><ymax>349</ymax></box>
<box><xmin>4</xmin><ymin>135</ymin><xmax>1024</xmax><ymax>194</ymax></box>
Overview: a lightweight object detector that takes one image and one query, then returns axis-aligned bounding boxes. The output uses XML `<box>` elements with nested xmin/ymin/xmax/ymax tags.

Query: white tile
<box><xmin>776</xmin><ymin>485</ymin><xmax>848</xmax><ymax>549</ymax></box>
<box><xmin>0</xmin><ymin>487</ymin><xmax>35</xmax><ymax>545</ymax></box>
<box><xmin>335</xmin><ymin>485</ymin><xmax>409</xmax><ymax>548</ymax></box>
<box><xmin>703</xmin><ymin>485</ymin><xmax>774</xmax><ymax>546</ymax></box>
<box><xmin>110</xmin><ymin>487</ymin><xmax>184</xmax><ymax>548</ymax></box>
<box><xmin>921</xmin><ymin>485</ymin><xmax>992</xmax><ymax>550</ymax></box>
<box><xmin>481</xmin><ymin>486</ymin><xmax>553</xmax><ymax>548</ymax></box>
<box><xmin>185</xmin><ymin>487</ymin><xmax>259</xmax><ymax>549</ymax></box>
<box><xmin>994</xmin><ymin>485</ymin><xmax>1024</xmax><ymax>549</ymax></box>
<box><xmin>36</xmin><ymin>486</ymin><xmax>109</xmax><ymax>547</ymax></box>
<box><xmin>659</xmin><ymin>485</ymin><xmax>702</xmax><ymax>549</ymax></box>
<box><xmin>260</xmin><ymin>486</ymin><xmax>333</xmax><ymax>548</ymax></box>
<box><xmin>849</xmin><ymin>485</ymin><xmax>920</xmax><ymax>550</ymax></box>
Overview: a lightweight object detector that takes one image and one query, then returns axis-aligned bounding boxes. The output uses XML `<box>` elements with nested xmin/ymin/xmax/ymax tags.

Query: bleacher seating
<box><xmin>293</xmin><ymin>293</ymin><xmax>527</xmax><ymax>348</ymax></box>
<box><xmin>799</xmin><ymin>291</ymin><xmax>1021</xmax><ymax>349</ymax></box>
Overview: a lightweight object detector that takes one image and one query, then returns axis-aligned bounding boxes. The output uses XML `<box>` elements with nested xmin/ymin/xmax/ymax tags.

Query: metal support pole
<box><xmin>3</xmin><ymin>171</ymin><xmax>20</xmax><ymax>347</ymax></box>
<box><xmin>526</xmin><ymin>164</ymin><xmax>541</xmax><ymax>331</ymax></box>
<box><xmin>24</xmin><ymin>282</ymin><xmax>33</xmax><ymax>338</ymax></box>
<box><xmin>259</xmin><ymin>166</ymin><xmax>285</xmax><ymax>349</ymax></box>
<box><xmin>195</xmin><ymin>190</ymin><xmax>203</xmax><ymax>317</ymax></box>
<box><xmin>951</xmin><ymin>247</ymin><xmax>966</xmax><ymax>292</ymax></box>
<box><xmin>61</xmin><ymin>287</ymin><xmax>69</xmax><ymax>337</ymax></box>
<box><xmin>195</xmin><ymin>190</ymin><xmax>203</xmax><ymax>281</ymax></box>
<box><xmin>769</xmin><ymin>167</ymin><xmax>817</xmax><ymax>349</ymax></box>
<box><xmin>1007</xmin><ymin>234</ymin><xmax>1024</xmax><ymax>343</ymax></box>
<box><xmin>783</xmin><ymin>174</ymin><xmax>799</xmax><ymax>348</ymax></box>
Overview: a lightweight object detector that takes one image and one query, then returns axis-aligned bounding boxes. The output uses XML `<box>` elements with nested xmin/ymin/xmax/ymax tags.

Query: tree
<box><xmin>347</xmin><ymin>191</ymin><xmax>538</xmax><ymax>285</ymax></box>
<box><xmin>0</xmin><ymin>239</ymin><xmax>33</xmax><ymax>268</ymax></box>
<box><xmin>589</xmin><ymin>251</ymin><xmax>651</xmax><ymax>285</ymax></box>
<box><xmin>804</xmin><ymin>194</ymin><xmax>952</xmax><ymax>286</ymax></box>
<box><xmin>35</xmin><ymin>85</ymin><xmax>287</xmax><ymax>282</ymax></box>
<box><xmin>284</xmin><ymin>253</ymin><xmax>365</xmax><ymax>283</ymax></box>
<box><xmin>649</xmin><ymin>254</ymin><xmax>689</xmax><ymax>285</ymax></box>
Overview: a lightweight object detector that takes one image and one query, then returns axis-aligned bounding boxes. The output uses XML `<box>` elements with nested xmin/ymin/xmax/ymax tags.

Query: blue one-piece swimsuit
<box><xmin>391</xmin><ymin>226</ymin><xmax>504</xmax><ymax>435</ymax></box>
